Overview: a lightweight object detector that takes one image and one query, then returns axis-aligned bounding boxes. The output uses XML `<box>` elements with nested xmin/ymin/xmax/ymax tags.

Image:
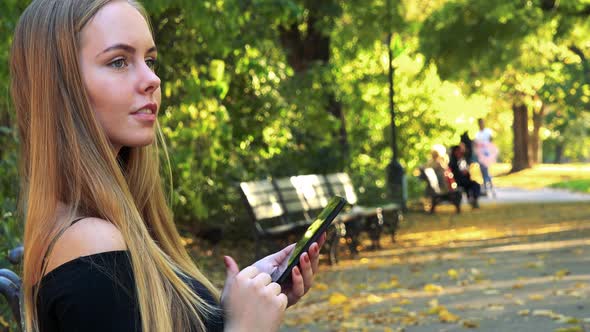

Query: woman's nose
<box><xmin>139</xmin><ymin>63</ymin><xmax>160</xmax><ymax>94</ymax></box>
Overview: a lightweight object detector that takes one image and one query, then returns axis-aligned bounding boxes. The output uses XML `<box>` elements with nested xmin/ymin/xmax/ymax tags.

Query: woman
<box><xmin>10</xmin><ymin>1</ymin><xmax>323</xmax><ymax>331</ymax></box>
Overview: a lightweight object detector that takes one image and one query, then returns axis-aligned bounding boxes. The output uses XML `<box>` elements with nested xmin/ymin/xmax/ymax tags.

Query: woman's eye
<box><xmin>146</xmin><ymin>58</ymin><xmax>157</xmax><ymax>70</ymax></box>
<box><xmin>109</xmin><ymin>58</ymin><xmax>127</xmax><ymax>69</ymax></box>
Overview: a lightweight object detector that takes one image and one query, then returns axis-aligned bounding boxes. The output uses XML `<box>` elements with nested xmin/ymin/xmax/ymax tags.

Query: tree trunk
<box><xmin>279</xmin><ymin>11</ymin><xmax>349</xmax><ymax>159</ymax></box>
<box><xmin>327</xmin><ymin>96</ymin><xmax>349</xmax><ymax>157</ymax></box>
<box><xmin>554</xmin><ymin>143</ymin><xmax>564</xmax><ymax>163</ymax></box>
<box><xmin>530</xmin><ymin>101</ymin><xmax>545</xmax><ymax>165</ymax></box>
<box><xmin>512</xmin><ymin>102</ymin><xmax>531</xmax><ymax>172</ymax></box>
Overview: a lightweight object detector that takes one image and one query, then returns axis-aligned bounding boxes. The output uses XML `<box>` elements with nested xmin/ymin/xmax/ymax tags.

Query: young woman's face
<box><xmin>79</xmin><ymin>1</ymin><xmax>161</xmax><ymax>152</ymax></box>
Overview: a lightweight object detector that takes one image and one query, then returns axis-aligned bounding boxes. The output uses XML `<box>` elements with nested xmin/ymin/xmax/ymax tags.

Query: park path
<box><xmin>281</xmin><ymin>189</ymin><xmax>590</xmax><ymax>332</ymax></box>
<box><xmin>479</xmin><ymin>187</ymin><xmax>590</xmax><ymax>205</ymax></box>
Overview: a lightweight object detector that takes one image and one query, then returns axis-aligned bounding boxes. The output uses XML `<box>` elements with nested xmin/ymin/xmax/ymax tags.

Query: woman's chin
<box><xmin>130</xmin><ymin>137</ymin><xmax>155</xmax><ymax>148</ymax></box>
<box><xmin>115</xmin><ymin>136</ymin><xmax>155</xmax><ymax>150</ymax></box>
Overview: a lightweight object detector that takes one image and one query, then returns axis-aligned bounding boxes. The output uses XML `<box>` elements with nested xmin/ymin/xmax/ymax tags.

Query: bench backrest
<box><xmin>240</xmin><ymin>172</ymin><xmax>360</xmax><ymax>233</ymax></box>
<box><xmin>323</xmin><ymin>173</ymin><xmax>358</xmax><ymax>205</ymax></box>
<box><xmin>272</xmin><ymin>177</ymin><xmax>310</xmax><ymax>221</ymax></box>
<box><xmin>290</xmin><ymin>174</ymin><xmax>330</xmax><ymax>211</ymax></box>
<box><xmin>290</xmin><ymin>172</ymin><xmax>359</xmax><ymax>217</ymax></box>
<box><xmin>239</xmin><ymin>179</ymin><xmax>285</xmax><ymax>222</ymax></box>
<box><xmin>239</xmin><ymin>177</ymin><xmax>311</xmax><ymax>233</ymax></box>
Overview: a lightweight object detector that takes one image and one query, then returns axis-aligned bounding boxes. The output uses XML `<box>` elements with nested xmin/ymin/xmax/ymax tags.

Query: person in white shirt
<box><xmin>474</xmin><ymin>119</ymin><xmax>496</xmax><ymax>196</ymax></box>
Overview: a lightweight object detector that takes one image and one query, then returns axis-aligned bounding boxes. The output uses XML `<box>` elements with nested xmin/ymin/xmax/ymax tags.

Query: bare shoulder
<box><xmin>43</xmin><ymin>217</ymin><xmax>127</xmax><ymax>276</ymax></box>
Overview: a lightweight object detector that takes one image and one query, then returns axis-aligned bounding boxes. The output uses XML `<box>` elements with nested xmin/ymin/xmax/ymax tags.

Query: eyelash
<box><xmin>108</xmin><ymin>57</ymin><xmax>158</xmax><ymax>71</ymax></box>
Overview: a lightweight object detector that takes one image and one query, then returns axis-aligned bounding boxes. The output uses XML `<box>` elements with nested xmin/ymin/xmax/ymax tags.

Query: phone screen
<box><xmin>271</xmin><ymin>196</ymin><xmax>347</xmax><ymax>285</ymax></box>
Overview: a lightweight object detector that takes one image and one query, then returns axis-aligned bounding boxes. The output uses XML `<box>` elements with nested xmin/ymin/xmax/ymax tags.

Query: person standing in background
<box><xmin>474</xmin><ymin>119</ymin><xmax>497</xmax><ymax>197</ymax></box>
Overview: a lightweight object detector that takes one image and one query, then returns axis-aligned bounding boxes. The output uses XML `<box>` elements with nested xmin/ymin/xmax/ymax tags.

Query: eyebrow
<box><xmin>97</xmin><ymin>43</ymin><xmax>157</xmax><ymax>57</ymax></box>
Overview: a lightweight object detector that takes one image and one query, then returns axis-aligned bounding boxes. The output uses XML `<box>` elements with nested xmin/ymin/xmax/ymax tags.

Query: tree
<box><xmin>419</xmin><ymin>0</ymin><xmax>590</xmax><ymax>171</ymax></box>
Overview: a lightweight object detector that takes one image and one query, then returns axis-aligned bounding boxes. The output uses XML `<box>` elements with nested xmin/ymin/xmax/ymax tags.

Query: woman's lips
<box><xmin>131</xmin><ymin>103</ymin><xmax>158</xmax><ymax>122</ymax></box>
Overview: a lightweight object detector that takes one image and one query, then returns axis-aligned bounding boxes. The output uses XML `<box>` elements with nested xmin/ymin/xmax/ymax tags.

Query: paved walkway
<box><xmin>282</xmin><ymin>189</ymin><xmax>590</xmax><ymax>332</ymax></box>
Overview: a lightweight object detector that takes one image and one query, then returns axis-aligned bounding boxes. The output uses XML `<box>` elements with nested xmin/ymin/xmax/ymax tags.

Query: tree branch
<box><xmin>540</xmin><ymin>0</ymin><xmax>590</xmax><ymax>16</ymax></box>
<box><xmin>568</xmin><ymin>44</ymin><xmax>586</xmax><ymax>62</ymax></box>
<box><xmin>568</xmin><ymin>44</ymin><xmax>590</xmax><ymax>85</ymax></box>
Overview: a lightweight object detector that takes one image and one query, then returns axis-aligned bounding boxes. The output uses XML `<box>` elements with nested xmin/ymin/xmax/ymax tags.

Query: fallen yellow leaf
<box><xmin>439</xmin><ymin>309</ymin><xmax>460</xmax><ymax>323</ymax></box>
<box><xmin>526</xmin><ymin>261</ymin><xmax>544</xmax><ymax>269</ymax></box>
<box><xmin>389</xmin><ymin>292</ymin><xmax>401</xmax><ymax>299</ymax></box>
<box><xmin>391</xmin><ymin>306</ymin><xmax>406</xmax><ymax>314</ymax></box>
<box><xmin>554</xmin><ymin>327</ymin><xmax>584</xmax><ymax>332</ymax></box>
<box><xmin>366</xmin><ymin>294</ymin><xmax>384</xmax><ymax>304</ymax></box>
<box><xmin>518</xmin><ymin>309</ymin><xmax>530</xmax><ymax>316</ymax></box>
<box><xmin>424</xmin><ymin>283</ymin><xmax>444</xmax><ymax>293</ymax></box>
<box><xmin>562</xmin><ymin>317</ymin><xmax>580</xmax><ymax>324</ymax></box>
<box><xmin>448</xmin><ymin>269</ymin><xmax>459</xmax><ymax>280</ymax></box>
<box><xmin>428</xmin><ymin>305</ymin><xmax>444</xmax><ymax>315</ymax></box>
<box><xmin>487</xmin><ymin>304</ymin><xmax>504</xmax><ymax>311</ymax></box>
<box><xmin>329</xmin><ymin>292</ymin><xmax>348</xmax><ymax>305</ymax></box>
<box><xmin>555</xmin><ymin>269</ymin><xmax>571</xmax><ymax>279</ymax></box>
<box><xmin>529</xmin><ymin>294</ymin><xmax>545</xmax><ymax>301</ymax></box>
<box><xmin>399</xmin><ymin>298</ymin><xmax>412</xmax><ymax>305</ymax></box>
<box><xmin>355</xmin><ymin>283</ymin><xmax>368</xmax><ymax>291</ymax></box>
<box><xmin>462</xmin><ymin>319</ymin><xmax>480</xmax><ymax>328</ymax></box>
<box><xmin>314</xmin><ymin>282</ymin><xmax>328</xmax><ymax>291</ymax></box>
<box><xmin>533</xmin><ymin>310</ymin><xmax>560</xmax><ymax>319</ymax></box>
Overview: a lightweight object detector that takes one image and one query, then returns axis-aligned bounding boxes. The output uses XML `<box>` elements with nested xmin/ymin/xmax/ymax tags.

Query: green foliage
<box><xmin>0</xmin><ymin>2</ymin><xmax>24</xmax><ymax>329</ymax></box>
<box><xmin>0</xmin><ymin>1</ymin><xmax>588</xmax><ymax>239</ymax></box>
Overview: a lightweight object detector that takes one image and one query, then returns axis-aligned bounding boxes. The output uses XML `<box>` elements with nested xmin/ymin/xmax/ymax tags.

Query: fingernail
<box><xmin>294</xmin><ymin>267</ymin><xmax>300</xmax><ymax>276</ymax></box>
<box><xmin>304</xmin><ymin>254</ymin><xmax>310</xmax><ymax>263</ymax></box>
<box><xmin>223</xmin><ymin>256</ymin><xmax>230</xmax><ymax>268</ymax></box>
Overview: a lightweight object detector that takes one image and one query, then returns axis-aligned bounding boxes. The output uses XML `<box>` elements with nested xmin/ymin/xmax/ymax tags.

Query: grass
<box><xmin>480</xmin><ymin>163</ymin><xmax>590</xmax><ymax>192</ymax></box>
<box><xmin>398</xmin><ymin>201</ymin><xmax>590</xmax><ymax>238</ymax></box>
<box><xmin>549</xmin><ymin>178</ymin><xmax>590</xmax><ymax>193</ymax></box>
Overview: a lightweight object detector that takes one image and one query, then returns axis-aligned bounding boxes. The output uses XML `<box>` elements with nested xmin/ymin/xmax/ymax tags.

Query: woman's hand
<box><xmin>222</xmin><ymin>256</ymin><xmax>287</xmax><ymax>332</ymax></box>
<box><xmin>253</xmin><ymin>232</ymin><xmax>326</xmax><ymax>307</ymax></box>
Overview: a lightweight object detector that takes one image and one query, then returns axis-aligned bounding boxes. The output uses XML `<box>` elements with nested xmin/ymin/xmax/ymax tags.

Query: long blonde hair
<box><xmin>10</xmin><ymin>0</ymin><xmax>220</xmax><ymax>331</ymax></box>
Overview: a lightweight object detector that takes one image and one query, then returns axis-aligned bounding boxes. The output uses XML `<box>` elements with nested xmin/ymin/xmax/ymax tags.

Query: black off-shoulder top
<box><xmin>37</xmin><ymin>250</ymin><xmax>224</xmax><ymax>332</ymax></box>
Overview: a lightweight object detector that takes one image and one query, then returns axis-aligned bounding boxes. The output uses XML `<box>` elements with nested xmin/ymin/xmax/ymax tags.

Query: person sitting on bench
<box><xmin>449</xmin><ymin>145</ymin><xmax>481</xmax><ymax>208</ymax></box>
<box><xmin>425</xmin><ymin>144</ymin><xmax>454</xmax><ymax>194</ymax></box>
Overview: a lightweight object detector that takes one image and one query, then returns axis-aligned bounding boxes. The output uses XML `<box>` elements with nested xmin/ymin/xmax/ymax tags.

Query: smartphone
<box><xmin>271</xmin><ymin>196</ymin><xmax>348</xmax><ymax>285</ymax></box>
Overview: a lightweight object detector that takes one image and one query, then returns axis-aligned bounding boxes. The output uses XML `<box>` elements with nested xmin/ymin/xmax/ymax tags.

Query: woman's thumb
<box><xmin>224</xmin><ymin>255</ymin><xmax>240</xmax><ymax>279</ymax></box>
